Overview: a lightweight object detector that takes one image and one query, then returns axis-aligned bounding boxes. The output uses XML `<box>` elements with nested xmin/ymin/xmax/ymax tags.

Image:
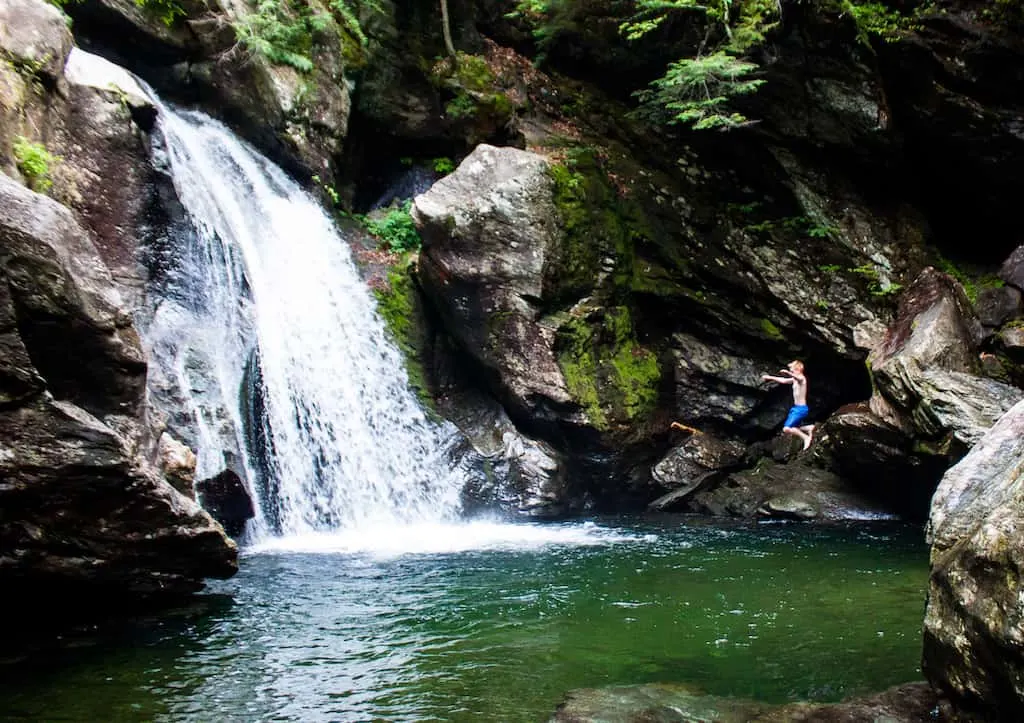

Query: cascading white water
<box><xmin>63</xmin><ymin>47</ymin><xmax>469</xmax><ymax>540</ymax></box>
<box><xmin>154</xmin><ymin>107</ymin><xmax>468</xmax><ymax>538</ymax></box>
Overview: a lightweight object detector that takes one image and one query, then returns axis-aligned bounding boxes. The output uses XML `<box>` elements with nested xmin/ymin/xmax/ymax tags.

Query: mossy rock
<box><xmin>555</xmin><ymin>306</ymin><xmax>661</xmax><ymax>431</ymax></box>
<box><xmin>373</xmin><ymin>257</ymin><xmax>434</xmax><ymax>408</ymax></box>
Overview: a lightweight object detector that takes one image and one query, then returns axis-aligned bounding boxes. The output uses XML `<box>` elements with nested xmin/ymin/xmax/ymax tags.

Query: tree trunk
<box><xmin>440</xmin><ymin>0</ymin><xmax>456</xmax><ymax>57</ymax></box>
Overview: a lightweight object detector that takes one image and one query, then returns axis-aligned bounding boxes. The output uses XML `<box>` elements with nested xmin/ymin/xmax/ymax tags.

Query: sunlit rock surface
<box><xmin>923</xmin><ymin>398</ymin><xmax>1024</xmax><ymax>718</ymax></box>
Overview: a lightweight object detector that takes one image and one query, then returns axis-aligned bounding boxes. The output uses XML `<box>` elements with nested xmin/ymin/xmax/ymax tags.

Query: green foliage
<box><xmin>444</xmin><ymin>94</ymin><xmax>478</xmax><ymax>120</ymax></box>
<box><xmin>626</xmin><ymin>0</ymin><xmax>779</xmax><ymax>130</ymax></box>
<box><xmin>934</xmin><ymin>255</ymin><xmax>1005</xmax><ymax>304</ymax></box>
<box><xmin>235</xmin><ymin>0</ymin><xmax>372</xmax><ymax>72</ymax></box>
<box><xmin>745</xmin><ymin>214</ymin><xmax>839</xmax><ymax>240</ymax></box>
<box><xmin>634</xmin><ymin>52</ymin><xmax>765</xmax><ymax>130</ymax></box>
<box><xmin>134</xmin><ymin>0</ymin><xmax>186</xmax><ymax>26</ymax></box>
<box><xmin>840</xmin><ymin>0</ymin><xmax>918</xmax><ymax>45</ymax></box>
<box><xmin>760</xmin><ymin>317</ymin><xmax>784</xmax><ymax>340</ymax></box>
<box><xmin>851</xmin><ymin>263</ymin><xmax>901</xmax><ymax>297</ymax></box>
<box><xmin>432</xmin><ymin>157</ymin><xmax>455</xmax><ymax>174</ymax></box>
<box><xmin>364</xmin><ymin>201</ymin><xmax>421</xmax><ymax>252</ymax></box>
<box><xmin>311</xmin><ymin>174</ymin><xmax>340</xmax><ymax>206</ymax></box>
<box><xmin>13</xmin><ymin>136</ymin><xmax>58</xmax><ymax>193</ymax></box>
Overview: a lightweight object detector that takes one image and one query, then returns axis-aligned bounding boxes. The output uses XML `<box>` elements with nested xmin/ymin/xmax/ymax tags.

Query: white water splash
<box><xmin>246</xmin><ymin>520</ymin><xmax>645</xmax><ymax>557</ymax></box>
<box><xmin>122</xmin><ymin>62</ymin><xmax>467</xmax><ymax>540</ymax></box>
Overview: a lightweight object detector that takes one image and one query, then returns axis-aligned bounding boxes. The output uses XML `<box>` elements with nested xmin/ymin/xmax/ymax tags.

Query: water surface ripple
<box><xmin>0</xmin><ymin>519</ymin><xmax>927</xmax><ymax>722</ymax></box>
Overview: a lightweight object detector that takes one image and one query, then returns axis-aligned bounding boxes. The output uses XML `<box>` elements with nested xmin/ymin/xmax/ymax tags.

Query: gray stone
<box><xmin>0</xmin><ymin>0</ymin><xmax>73</xmax><ymax>82</ymax></box>
<box><xmin>414</xmin><ymin>145</ymin><xmax>574</xmax><ymax>420</ymax></box>
<box><xmin>1000</xmin><ymin>244</ymin><xmax>1024</xmax><ymax>291</ymax></box>
<box><xmin>923</xmin><ymin>399</ymin><xmax>1024</xmax><ymax>719</ymax></box>
<box><xmin>868</xmin><ymin>268</ymin><xmax>1021</xmax><ymax>448</ymax></box>
<box><xmin>975</xmin><ymin>284</ymin><xmax>1023</xmax><ymax>328</ymax></box>
<box><xmin>0</xmin><ymin>172</ymin><xmax>147</xmax><ymax>417</ymax></box>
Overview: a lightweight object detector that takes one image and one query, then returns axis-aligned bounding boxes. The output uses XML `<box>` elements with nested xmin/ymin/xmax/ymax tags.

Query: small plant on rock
<box><xmin>13</xmin><ymin>136</ymin><xmax>59</xmax><ymax>193</ymax></box>
<box><xmin>365</xmin><ymin>201</ymin><xmax>422</xmax><ymax>253</ymax></box>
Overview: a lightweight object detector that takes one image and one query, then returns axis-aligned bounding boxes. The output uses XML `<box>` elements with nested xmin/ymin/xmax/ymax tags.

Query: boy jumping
<box><xmin>762</xmin><ymin>360</ymin><xmax>814</xmax><ymax>450</ymax></box>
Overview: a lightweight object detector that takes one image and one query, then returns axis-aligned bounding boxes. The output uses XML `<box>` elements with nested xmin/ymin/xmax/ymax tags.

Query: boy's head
<box><xmin>788</xmin><ymin>360</ymin><xmax>805</xmax><ymax>373</ymax></box>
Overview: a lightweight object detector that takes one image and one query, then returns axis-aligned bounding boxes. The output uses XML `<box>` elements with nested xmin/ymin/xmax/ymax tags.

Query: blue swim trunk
<box><xmin>783</xmin><ymin>405</ymin><xmax>809</xmax><ymax>428</ymax></box>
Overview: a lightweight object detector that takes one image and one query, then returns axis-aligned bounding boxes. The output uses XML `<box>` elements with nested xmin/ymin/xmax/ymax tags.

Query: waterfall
<box><xmin>67</xmin><ymin>50</ymin><xmax>467</xmax><ymax>539</ymax></box>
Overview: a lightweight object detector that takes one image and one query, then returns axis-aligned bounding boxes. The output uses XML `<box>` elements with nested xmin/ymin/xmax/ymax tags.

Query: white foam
<box><xmin>244</xmin><ymin>520</ymin><xmax>643</xmax><ymax>557</ymax></box>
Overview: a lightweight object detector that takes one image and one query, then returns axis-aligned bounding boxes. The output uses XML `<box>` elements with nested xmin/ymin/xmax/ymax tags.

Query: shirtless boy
<box><xmin>762</xmin><ymin>360</ymin><xmax>814</xmax><ymax>450</ymax></box>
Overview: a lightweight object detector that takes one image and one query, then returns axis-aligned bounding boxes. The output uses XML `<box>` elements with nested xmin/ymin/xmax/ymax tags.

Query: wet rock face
<box><xmin>0</xmin><ymin>170</ymin><xmax>236</xmax><ymax>608</ymax></box>
<box><xmin>441</xmin><ymin>388</ymin><xmax>571</xmax><ymax>519</ymax></box>
<box><xmin>0</xmin><ymin>174</ymin><xmax>147</xmax><ymax>417</ymax></box>
<box><xmin>196</xmin><ymin>469</ymin><xmax>255</xmax><ymax>538</ymax></box>
<box><xmin>923</xmin><ymin>399</ymin><xmax>1024</xmax><ymax>718</ymax></box>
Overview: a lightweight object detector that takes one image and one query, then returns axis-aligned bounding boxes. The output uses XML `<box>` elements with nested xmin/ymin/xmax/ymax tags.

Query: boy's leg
<box><xmin>784</xmin><ymin>426</ymin><xmax>813</xmax><ymax>451</ymax></box>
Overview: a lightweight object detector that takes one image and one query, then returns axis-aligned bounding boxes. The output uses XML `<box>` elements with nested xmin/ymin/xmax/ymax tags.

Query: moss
<box><xmin>373</xmin><ymin>259</ymin><xmax>433</xmax><ymax>409</ymax></box>
<box><xmin>556</xmin><ymin>306</ymin><xmax>661</xmax><ymax>430</ymax></box>
<box><xmin>760</xmin><ymin>317</ymin><xmax>783</xmax><ymax>341</ymax></box>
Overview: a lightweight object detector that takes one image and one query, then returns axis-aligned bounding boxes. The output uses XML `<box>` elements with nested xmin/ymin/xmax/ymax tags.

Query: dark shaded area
<box><xmin>196</xmin><ymin>469</ymin><xmax>255</xmax><ymax>538</ymax></box>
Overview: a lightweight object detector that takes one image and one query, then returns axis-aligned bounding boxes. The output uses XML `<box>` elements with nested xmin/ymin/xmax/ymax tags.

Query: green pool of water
<box><xmin>0</xmin><ymin>517</ymin><xmax>927</xmax><ymax>721</ymax></box>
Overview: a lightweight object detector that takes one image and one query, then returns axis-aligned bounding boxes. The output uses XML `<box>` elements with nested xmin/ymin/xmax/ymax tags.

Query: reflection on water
<box><xmin>0</xmin><ymin>518</ymin><xmax>928</xmax><ymax>722</ymax></box>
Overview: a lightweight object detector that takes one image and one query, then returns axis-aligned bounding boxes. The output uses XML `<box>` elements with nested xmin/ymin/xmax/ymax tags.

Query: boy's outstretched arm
<box><xmin>762</xmin><ymin>374</ymin><xmax>794</xmax><ymax>384</ymax></box>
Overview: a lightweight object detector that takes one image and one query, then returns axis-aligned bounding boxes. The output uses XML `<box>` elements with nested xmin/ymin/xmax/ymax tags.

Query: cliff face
<box><xmin>0</xmin><ymin>0</ymin><xmax>236</xmax><ymax>618</ymax></box>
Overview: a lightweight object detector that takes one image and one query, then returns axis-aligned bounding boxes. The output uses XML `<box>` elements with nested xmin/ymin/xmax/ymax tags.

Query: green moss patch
<box><xmin>556</xmin><ymin>306</ymin><xmax>661</xmax><ymax>430</ymax></box>
<box><xmin>373</xmin><ymin>258</ymin><xmax>433</xmax><ymax>408</ymax></box>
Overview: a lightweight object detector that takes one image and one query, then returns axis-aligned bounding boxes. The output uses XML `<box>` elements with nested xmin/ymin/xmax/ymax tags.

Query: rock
<box><xmin>0</xmin><ymin>0</ymin><xmax>74</xmax><ymax>84</ymax></box>
<box><xmin>868</xmin><ymin>268</ymin><xmax>1022</xmax><ymax>449</ymax></box>
<box><xmin>0</xmin><ymin>173</ymin><xmax>147</xmax><ymax>417</ymax></box>
<box><xmin>684</xmin><ymin>458</ymin><xmax>891</xmax><ymax>521</ymax></box>
<box><xmin>440</xmin><ymin>387</ymin><xmax>570</xmax><ymax>518</ymax></box>
<box><xmin>157</xmin><ymin>432</ymin><xmax>197</xmax><ymax>497</ymax></box>
<box><xmin>0</xmin><ymin>172</ymin><xmax>236</xmax><ymax>610</ymax></box>
<box><xmin>65</xmin><ymin>0</ymin><xmax>350</xmax><ymax>184</ymax></box>
<box><xmin>0</xmin><ymin>396</ymin><xmax>237</xmax><ymax>602</ymax></box>
<box><xmin>821</xmin><ymin>403</ymin><xmax>946</xmax><ymax>519</ymax></box>
<box><xmin>1000</xmin><ymin>323</ymin><xmax>1024</xmax><ymax>356</ymax></box>
<box><xmin>195</xmin><ymin>469</ymin><xmax>255</xmax><ymax>539</ymax></box>
<box><xmin>414</xmin><ymin>144</ymin><xmax>572</xmax><ymax>420</ymax></box>
<box><xmin>975</xmin><ymin>285</ymin><xmax>1023</xmax><ymax>328</ymax></box>
<box><xmin>648</xmin><ymin>433</ymin><xmax>745</xmax><ymax>510</ymax></box>
<box><xmin>923</xmin><ymin>398</ymin><xmax>1024</xmax><ymax>719</ymax></box>
<box><xmin>1001</xmin><ymin>245</ymin><xmax>1024</xmax><ymax>291</ymax></box>
<box><xmin>550</xmin><ymin>682</ymin><xmax>943</xmax><ymax>722</ymax></box>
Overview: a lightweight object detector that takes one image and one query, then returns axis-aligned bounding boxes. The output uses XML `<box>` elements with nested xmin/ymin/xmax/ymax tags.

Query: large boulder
<box><xmin>923</xmin><ymin>398</ymin><xmax>1024</xmax><ymax>718</ymax></box>
<box><xmin>443</xmin><ymin>388</ymin><xmax>571</xmax><ymax>518</ymax></box>
<box><xmin>414</xmin><ymin>144</ymin><xmax>572</xmax><ymax>422</ymax></box>
<box><xmin>0</xmin><ymin>173</ymin><xmax>236</xmax><ymax>610</ymax></box>
<box><xmin>683</xmin><ymin>457</ymin><xmax>891</xmax><ymax>521</ymax></box>
<box><xmin>868</xmin><ymin>267</ymin><xmax>1023</xmax><ymax>452</ymax></box>
<box><xmin>647</xmin><ymin>432</ymin><xmax>745</xmax><ymax>511</ymax></box>
<box><xmin>821</xmin><ymin>403</ymin><xmax>946</xmax><ymax>519</ymax></box>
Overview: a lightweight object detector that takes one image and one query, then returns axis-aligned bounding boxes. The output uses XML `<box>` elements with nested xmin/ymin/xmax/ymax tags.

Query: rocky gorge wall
<box><xmin>0</xmin><ymin>0</ymin><xmax>236</xmax><ymax>624</ymax></box>
<box><xmin>4</xmin><ymin>0</ymin><xmax>1024</xmax><ymax>715</ymax></box>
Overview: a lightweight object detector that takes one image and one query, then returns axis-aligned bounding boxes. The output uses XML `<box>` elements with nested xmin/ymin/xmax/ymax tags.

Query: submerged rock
<box><xmin>923</xmin><ymin>398</ymin><xmax>1024</xmax><ymax>718</ymax></box>
<box><xmin>550</xmin><ymin>681</ymin><xmax>943</xmax><ymax>722</ymax></box>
